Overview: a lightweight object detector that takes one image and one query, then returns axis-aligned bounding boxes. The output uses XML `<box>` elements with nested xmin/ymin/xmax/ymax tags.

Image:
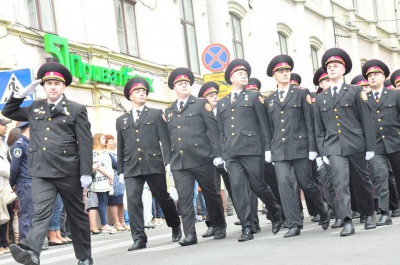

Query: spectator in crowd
<box><xmin>105</xmin><ymin>134</ymin><xmax>129</xmax><ymax>231</ymax></box>
<box><xmin>91</xmin><ymin>133</ymin><xmax>116</xmax><ymax>234</ymax></box>
<box><xmin>48</xmin><ymin>194</ymin><xmax>71</xmax><ymax>246</ymax></box>
<box><xmin>0</xmin><ymin>137</ymin><xmax>12</xmax><ymax>255</ymax></box>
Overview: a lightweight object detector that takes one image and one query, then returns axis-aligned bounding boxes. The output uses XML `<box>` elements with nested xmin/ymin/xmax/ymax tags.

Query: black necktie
<box><xmin>333</xmin><ymin>86</ymin><xmax>338</xmax><ymax>101</ymax></box>
<box><xmin>232</xmin><ymin>92</ymin><xmax>238</xmax><ymax>104</ymax></box>
<box><xmin>279</xmin><ymin>91</ymin><xmax>284</xmax><ymax>102</ymax></box>
<box><xmin>179</xmin><ymin>101</ymin><xmax>184</xmax><ymax>112</ymax></box>
<box><xmin>48</xmin><ymin>104</ymin><xmax>55</xmax><ymax>113</ymax></box>
<box><xmin>135</xmin><ymin>110</ymin><xmax>141</xmax><ymax>122</ymax></box>
<box><xmin>374</xmin><ymin>92</ymin><xmax>380</xmax><ymax>103</ymax></box>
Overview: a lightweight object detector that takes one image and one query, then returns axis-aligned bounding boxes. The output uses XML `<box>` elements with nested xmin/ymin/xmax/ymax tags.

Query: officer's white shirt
<box><xmin>277</xmin><ymin>84</ymin><xmax>290</xmax><ymax>100</ymax></box>
<box><xmin>176</xmin><ymin>97</ymin><xmax>190</xmax><ymax>109</ymax></box>
<box><xmin>131</xmin><ymin>105</ymin><xmax>145</xmax><ymax>122</ymax></box>
<box><xmin>330</xmin><ymin>82</ymin><xmax>344</xmax><ymax>96</ymax></box>
<box><xmin>230</xmin><ymin>89</ymin><xmax>243</xmax><ymax>103</ymax></box>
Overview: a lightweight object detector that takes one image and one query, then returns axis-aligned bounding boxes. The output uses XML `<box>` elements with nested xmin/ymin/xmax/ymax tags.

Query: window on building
<box><xmin>278</xmin><ymin>32</ymin><xmax>288</xmax><ymax>55</ymax></box>
<box><xmin>372</xmin><ymin>0</ymin><xmax>379</xmax><ymax>21</ymax></box>
<box><xmin>179</xmin><ymin>0</ymin><xmax>200</xmax><ymax>73</ymax></box>
<box><xmin>310</xmin><ymin>46</ymin><xmax>319</xmax><ymax>72</ymax></box>
<box><xmin>114</xmin><ymin>0</ymin><xmax>139</xmax><ymax>57</ymax></box>
<box><xmin>352</xmin><ymin>0</ymin><xmax>358</xmax><ymax>10</ymax></box>
<box><xmin>26</xmin><ymin>0</ymin><xmax>56</xmax><ymax>32</ymax></box>
<box><xmin>230</xmin><ymin>14</ymin><xmax>244</xmax><ymax>59</ymax></box>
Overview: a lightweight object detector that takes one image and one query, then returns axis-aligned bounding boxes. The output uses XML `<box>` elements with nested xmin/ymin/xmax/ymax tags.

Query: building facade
<box><xmin>0</xmin><ymin>0</ymin><xmax>399</xmax><ymax>134</ymax></box>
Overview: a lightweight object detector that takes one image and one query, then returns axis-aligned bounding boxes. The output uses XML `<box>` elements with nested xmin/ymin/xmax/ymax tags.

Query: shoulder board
<box><xmin>266</xmin><ymin>91</ymin><xmax>276</xmax><ymax>97</ymax></box>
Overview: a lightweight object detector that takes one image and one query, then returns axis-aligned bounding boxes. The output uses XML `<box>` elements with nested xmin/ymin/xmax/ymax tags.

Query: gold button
<box><xmin>139</xmin><ymin>157</ymin><xmax>142</xmax><ymax>160</ymax></box>
<box><xmin>178</xmin><ymin>138</ymin><xmax>182</xmax><ymax>141</ymax></box>
<box><xmin>282</xmin><ymin>138</ymin><xmax>286</xmax><ymax>141</ymax></box>
<box><xmin>43</xmin><ymin>147</ymin><xmax>46</xmax><ymax>151</ymax></box>
<box><xmin>280</xmin><ymin>111</ymin><xmax>284</xmax><ymax>114</ymax></box>
<box><xmin>380</xmin><ymin>127</ymin><xmax>383</xmax><ymax>131</ymax></box>
<box><xmin>63</xmin><ymin>151</ymin><xmax>66</xmax><ymax>154</ymax></box>
<box><xmin>48</xmin><ymin>118</ymin><xmax>51</xmax><ymax>121</ymax></box>
<box><xmin>378</xmin><ymin>119</ymin><xmax>381</xmax><ymax>122</ymax></box>
<box><xmin>178</xmin><ymin>126</ymin><xmax>180</xmax><ymax>128</ymax></box>
<box><xmin>282</xmin><ymin>129</ymin><xmax>285</xmax><ymax>132</ymax></box>
<box><xmin>46</xmin><ymin>127</ymin><xmax>50</xmax><ymax>130</ymax></box>
<box><xmin>335</xmin><ymin>116</ymin><xmax>339</xmax><ymax>119</ymax></box>
<box><xmin>232</xmin><ymin>133</ymin><xmax>235</xmax><ymax>136</ymax></box>
<box><xmin>382</xmin><ymin>135</ymin><xmax>385</xmax><ymax>139</ymax></box>
<box><xmin>231</xmin><ymin>109</ymin><xmax>234</xmax><ymax>112</ymax></box>
<box><xmin>299</xmin><ymin>135</ymin><xmax>302</xmax><ymax>138</ymax></box>
<box><xmin>153</xmin><ymin>154</ymin><xmax>156</xmax><ymax>156</ymax></box>
<box><xmin>338</xmin><ymin>130</ymin><xmax>342</xmax><ymax>133</ymax></box>
<box><xmin>281</xmin><ymin>119</ymin><xmax>284</xmax><ymax>123</ymax></box>
<box><xmin>195</xmin><ymin>144</ymin><xmax>198</xmax><ymax>146</ymax></box>
<box><xmin>180</xmin><ymin>150</ymin><xmax>183</xmax><ymax>154</ymax></box>
<box><xmin>248</xmin><ymin>134</ymin><xmax>251</xmax><ymax>136</ymax></box>
<box><xmin>337</xmin><ymin>123</ymin><xmax>340</xmax><ymax>126</ymax></box>
<box><xmin>231</xmin><ymin>125</ymin><xmax>234</xmax><ymax>128</ymax></box>
<box><xmin>137</xmin><ymin>139</ymin><xmax>140</xmax><ymax>142</ymax></box>
<box><xmin>136</xmin><ymin>130</ymin><xmax>139</xmax><ymax>133</ymax></box>
<box><xmin>44</xmin><ymin>137</ymin><xmax>48</xmax><ymax>141</ymax></box>
<box><xmin>35</xmin><ymin>117</ymin><xmax>38</xmax><ymax>120</ymax></box>
<box><xmin>231</xmin><ymin>117</ymin><xmax>234</xmax><ymax>120</ymax></box>
<box><xmin>334</xmin><ymin>108</ymin><xmax>337</xmax><ymax>112</ymax></box>
<box><xmin>178</xmin><ymin>115</ymin><xmax>181</xmax><ymax>117</ymax></box>
<box><xmin>377</xmin><ymin>110</ymin><xmax>380</xmax><ymax>114</ymax></box>
<box><xmin>138</xmin><ymin>148</ymin><xmax>141</xmax><ymax>151</ymax></box>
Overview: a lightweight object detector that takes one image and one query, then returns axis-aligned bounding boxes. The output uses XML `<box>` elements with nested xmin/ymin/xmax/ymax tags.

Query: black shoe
<box><xmin>331</xmin><ymin>219</ymin><xmax>344</xmax><ymax>229</ymax></box>
<box><xmin>179</xmin><ymin>233</ymin><xmax>197</xmax><ymax>246</ymax></box>
<box><xmin>311</xmin><ymin>214</ymin><xmax>320</xmax><ymax>222</ymax></box>
<box><xmin>340</xmin><ymin>222</ymin><xmax>355</xmax><ymax>236</ymax></box>
<box><xmin>172</xmin><ymin>226</ymin><xmax>182</xmax><ymax>242</ymax></box>
<box><xmin>238</xmin><ymin>227</ymin><xmax>254</xmax><ymax>242</ymax></box>
<box><xmin>284</xmin><ymin>227</ymin><xmax>301</xmax><ymax>238</ymax></box>
<box><xmin>91</xmin><ymin>230</ymin><xmax>102</xmax><ymax>235</ymax></box>
<box><xmin>128</xmin><ymin>239</ymin><xmax>146</xmax><ymax>251</ymax></box>
<box><xmin>352</xmin><ymin>211</ymin><xmax>361</xmax><ymax>219</ymax></box>
<box><xmin>271</xmin><ymin>206</ymin><xmax>283</xmax><ymax>234</ymax></box>
<box><xmin>10</xmin><ymin>244</ymin><xmax>40</xmax><ymax>265</ymax></box>
<box><xmin>48</xmin><ymin>241</ymin><xmax>68</xmax><ymax>246</ymax></box>
<box><xmin>214</xmin><ymin>227</ymin><xmax>226</xmax><ymax>240</ymax></box>
<box><xmin>234</xmin><ymin>220</ymin><xmax>241</xmax><ymax>226</ymax></box>
<box><xmin>202</xmin><ymin>227</ymin><xmax>215</xmax><ymax>238</ymax></box>
<box><xmin>364</xmin><ymin>215</ymin><xmax>376</xmax><ymax>230</ymax></box>
<box><xmin>78</xmin><ymin>257</ymin><xmax>94</xmax><ymax>265</ymax></box>
<box><xmin>391</xmin><ymin>208</ymin><xmax>400</xmax><ymax>217</ymax></box>
<box><xmin>377</xmin><ymin>214</ymin><xmax>392</xmax><ymax>226</ymax></box>
<box><xmin>319</xmin><ymin>205</ymin><xmax>330</xmax><ymax>230</ymax></box>
<box><xmin>360</xmin><ymin>215</ymin><xmax>367</xmax><ymax>223</ymax></box>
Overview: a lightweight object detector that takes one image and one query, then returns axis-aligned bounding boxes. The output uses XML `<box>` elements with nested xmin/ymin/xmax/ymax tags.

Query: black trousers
<box><xmin>172</xmin><ymin>163</ymin><xmax>226</xmax><ymax>236</ymax></box>
<box><xmin>388</xmin><ymin>163</ymin><xmax>400</xmax><ymax>210</ymax></box>
<box><xmin>275</xmin><ymin>158</ymin><xmax>325</xmax><ymax>228</ymax></box>
<box><xmin>226</xmin><ymin>155</ymin><xmax>279</xmax><ymax>231</ymax></box>
<box><xmin>21</xmin><ymin>176</ymin><xmax>91</xmax><ymax>261</ymax></box>
<box><xmin>329</xmin><ymin>153</ymin><xmax>374</xmax><ymax>220</ymax></box>
<box><xmin>388</xmin><ymin>151</ymin><xmax>400</xmax><ymax>209</ymax></box>
<box><xmin>264</xmin><ymin>162</ymin><xmax>282</xmax><ymax>207</ymax></box>
<box><xmin>125</xmin><ymin>173</ymin><xmax>181</xmax><ymax>242</ymax></box>
<box><xmin>318</xmin><ymin>164</ymin><xmax>341</xmax><ymax>219</ymax></box>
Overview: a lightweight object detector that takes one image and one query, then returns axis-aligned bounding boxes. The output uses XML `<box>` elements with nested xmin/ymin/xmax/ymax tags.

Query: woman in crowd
<box><xmin>105</xmin><ymin>134</ymin><xmax>129</xmax><ymax>231</ymax></box>
<box><xmin>0</xmin><ymin>138</ymin><xmax>11</xmax><ymax>255</ymax></box>
<box><xmin>91</xmin><ymin>133</ymin><xmax>116</xmax><ymax>234</ymax></box>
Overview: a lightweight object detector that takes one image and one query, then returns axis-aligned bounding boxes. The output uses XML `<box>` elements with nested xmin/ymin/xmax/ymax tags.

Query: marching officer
<box><xmin>265</xmin><ymin>55</ymin><xmax>330</xmax><ymax>237</ymax></box>
<box><xmin>313</xmin><ymin>67</ymin><xmax>343</xmax><ymax>228</ymax></box>
<box><xmin>165</xmin><ymin>68</ymin><xmax>226</xmax><ymax>246</ymax></box>
<box><xmin>244</xmin><ymin>78</ymin><xmax>283</xmax><ymax>221</ymax></box>
<box><xmin>362</xmin><ymin>59</ymin><xmax>400</xmax><ymax>225</ymax></box>
<box><xmin>116</xmin><ymin>77</ymin><xmax>182</xmax><ymax>251</ymax></box>
<box><xmin>217</xmin><ymin>59</ymin><xmax>283</xmax><ymax>242</ymax></box>
<box><xmin>314</xmin><ymin>48</ymin><xmax>376</xmax><ymax>236</ymax></box>
<box><xmin>198</xmin><ymin>82</ymin><xmax>261</xmax><ymax>234</ymax></box>
<box><xmin>3</xmin><ymin>62</ymin><xmax>93</xmax><ymax>264</ymax></box>
<box><xmin>391</xmin><ymin>69</ymin><xmax>400</xmax><ymax>89</ymax></box>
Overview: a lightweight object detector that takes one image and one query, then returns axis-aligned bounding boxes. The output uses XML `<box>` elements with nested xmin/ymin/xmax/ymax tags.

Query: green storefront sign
<box><xmin>44</xmin><ymin>34</ymin><xmax>154</xmax><ymax>92</ymax></box>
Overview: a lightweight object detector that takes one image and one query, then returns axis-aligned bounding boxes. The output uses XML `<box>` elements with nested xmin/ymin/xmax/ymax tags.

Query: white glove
<box><xmin>15</xmin><ymin>79</ymin><xmax>42</xmax><ymax>98</ymax></box>
<box><xmin>323</xmin><ymin>156</ymin><xmax>330</xmax><ymax>165</ymax></box>
<box><xmin>316</xmin><ymin>157</ymin><xmax>323</xmax><ymax>168</ymax></box>
<box><xmin>80</xmin><ymin>175</ymin><xmax>92</xmax><ymax>188</ymax></box>
<box><xmin>365</xmin><ymin>151</ymin><xmax>375</xmax><ymax>161</ymax></box>
<box><xmin>265</xmin><ymin>151</ymin><xmax>272</xmax><ymax>163</ymax></box>
<box><xmin>309</xmin><ymin>151</ymin><xmax>317</xmax><ymax>161</ymax></box>
<box><xmin>165</xmin><ymin>164</ymin><xmax>171</xmax><ymax>172</ymax></box>
<box><xmin>118</xmin><ymin>173</ymin><xmax>125</xmax><ymax>185</ymax></box>
<box><xmin>213</xmin><ymin>157</ymin><xmax>223</xmax><ymax>166</ymax></box>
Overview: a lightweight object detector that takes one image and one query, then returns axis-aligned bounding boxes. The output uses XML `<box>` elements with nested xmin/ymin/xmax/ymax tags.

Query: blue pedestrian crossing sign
<box><xmin>0</xmin><ymin>68</ymin><xmax>35</xmax><ymax>111</ymax></box>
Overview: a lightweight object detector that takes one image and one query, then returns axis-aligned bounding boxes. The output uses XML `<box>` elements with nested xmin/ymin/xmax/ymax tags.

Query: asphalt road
<box><xmin>1</xmin><ymin>212</ymin><xmax>399</xmax><ymax>265</ymax></box>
